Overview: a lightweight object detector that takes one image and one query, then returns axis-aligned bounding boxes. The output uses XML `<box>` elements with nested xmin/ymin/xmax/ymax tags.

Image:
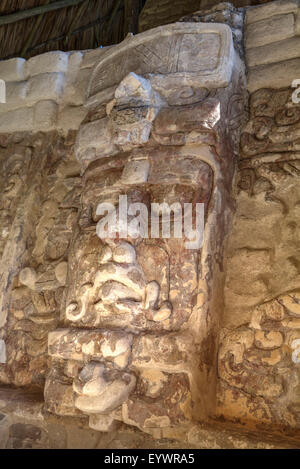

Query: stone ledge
<box><xmin>246</xmin><ymin>0</ymin><xmax>300</xmax><ymax>25</ymax></box>
<box><xmin>0</xmin><ymin>387</ymin><xmax>44</xmax><ymax>423</ymax></box>
<box><xmin>0</xmin><ymin>387</ymin><xmax>299</xmax><ymax>448</ymax></box>
<box><xmin>0</xmin><ymin>106</ymin><xmax>34</xmax><ymax>133</ymax></box>
<box><xmin>246</xmin><ymin>36</ymin><xmax>300</xmax><ymax>67</ymax></box>
<box><xmin>247</xmin><ymin>57</ymin><xmax>300</xmax><ymax>92</ymax></box>
<box><xmin>245</xmin><ymin>13</ymin><xmax>295</xmax><ymax>49</ymax></box>
<box><xmin>26</xmin><ymin>72</ymin><xmax>66</xmax><ymax>104</ymax></box>
<box><xmin>187</xmin><ymin>420</ymin><xmax>300</xmax><ymax>449</ymax></box>
<box><xmin>0</xmin><ymin>58</ymin><xmax>26</xmax><ymax>82</ymax></box>
<box><xmin>25</xmin><ymin>51</ymin><xmax>69</xmax><ymax>77</ymax></box>
<box><xmin>0</xmin><ymin>100</ymin><xmax>64</xmax><ymax>133</ymax></box>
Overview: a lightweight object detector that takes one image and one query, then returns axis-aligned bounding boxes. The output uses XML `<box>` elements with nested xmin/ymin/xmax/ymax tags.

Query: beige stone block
<box><xmin>34</xmin><ymin>100</ymin><xmax>58</xmax><ymax>131</ymax></box>
<box><xmin>100</xmin><ymin>335</ymin><xmax>132</xmax><ymax>359</ymax></box>
<box><xmin>132</xmin><ymin>333</ymin><xmax>193</xmax><ymax>371</ymax></box>
<box><xmin>247</xmin><ymin>36</ymin><xmax>300</xmax><ymax>67</ymax></box>
<box><xmin>0</xmin><ymin>80</ymin><xmax>28</xmax><ymax>112</ymax></box>
<box><xmin>0</xmin><ymin>79</ymin><xmax>4</xmax><ymax>104</ymax></box>
<box><xmin>80</xmin><ymin>47</ymin><xmax>112</xmax><ymax>69</ymax></box>
<box><xmin>247</xmin><ymin>57</ymin><xmax>300</xmax><ymax>92</ymax></box>
<box><xmin>58</xmin><ymin>105</ymin><xmax>87</xmax><ymax>132</ymax></box>
<box><xmin>63</xmin><ymin>52</ymin><xmax>84</xmax><ymax>104</ymax></box>
<box><xmin>68</xmin><ymin>51</ymin><xmax>83</xmax><ymax>70</ymax></box>
<box><xmin>0</xmin><ymin>106</ymin><xmax>34</xmax><ymax>133</ymax></box>
<box><xmin>45</xmin><ymin>374</ymin><xmax>81</xmax><ymax>417</ymax></box>
<box><xmin>19</xmin><ymin>267</ymin><xmax>37</xmax><ymax>290</ymax></box>
<box><xmin>63</xmin><ymin>68</ymin><xmax>90</xmax><ymax>106</ymax></box>
<box><xmin>246</xmin><ymin>0</ymin><xmax>299</xmax><ymax>24</ymax></box>
<box><xmin>0</xmin><ymin>339</ymin><xmax>6</xmax><ymax>364</ymax></box>
<box><xmin>89</xmin><ymin>414</ymin><xmax>120</xmax><ymax>432</ymax></box>
<box><xmin>54</xmin><ymin>261</ymin><xmax>68</xmax><ymax>286</ymax></box>
<box><xmin>121</xmin><ymin>160</ymin><xmax>150</xmax><ymax>184</ymax></box>
<box><xmin>75</xmin><ymin>118</ymin><xmax>116</xmax><ymax>163</ymax></box>
<box><xmin>245</xmin><ymin>14</ymin><xmax>295</xmax><ymax>49</ymax></box>
<box><xmin>0</xmin><ymin>58</ymin><xmax>26</xmax><ymax>82</ymax></box>
<box><xmin>25</xmin><ymin>51</ymin><xmax>68</xmax><ymax>77</ymax></box>
<box><xmin>27</xmin><ymin>72</ymin><xmax>65</xmax><ymax>104</ymax></box>
<box><xmin>296</xmin><ymin>9</ymin><xmax>300</xmax><ymax>34</ymax></box>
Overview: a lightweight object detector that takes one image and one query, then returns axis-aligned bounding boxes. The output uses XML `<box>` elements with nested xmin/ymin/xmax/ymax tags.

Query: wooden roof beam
<box><xmin>0</xmin><ymin>0</ymin><xmax>87</xmax><ymax>27</ymax></box>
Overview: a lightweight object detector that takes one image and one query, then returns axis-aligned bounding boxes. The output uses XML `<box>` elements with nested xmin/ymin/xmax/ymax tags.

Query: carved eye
<box><xmin>179</xmin><ymin>87</ymin><xmax>194</xmax><ymax>99</ymax></box>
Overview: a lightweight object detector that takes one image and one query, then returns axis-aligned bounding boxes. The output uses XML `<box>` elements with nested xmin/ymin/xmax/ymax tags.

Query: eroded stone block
<box><xmin>75</xmin><ymin>118</ymin><xmax>116</xmax><ymax>167</ymax></box>
<box><xmin>296</xmin><ymin>9</ymin><xmax>300</xmax><ymax>34</ymax></box>
<box><xmin>81</xmin><ymin>47</ymin><xmax>112</xmax><ymax>69</ymax></box>
<box><xmin>48</xmin><ymin>328</ymin><xmax>133</xmax><ymax>362</ymax></box>
<box><xmin>0</xmin><ymin>107</ymin><xmax>34</xmax><ymax>133</ymax></box>
<box><xmin>122</xmin><ymin>373</ymin><xmax>192</xmax><ymax>430</ymax></box>
<box><xmin>0</xmin><ymin>58</ymin><xmax>26</xmax><ymax>82</ymax></box>
<box><xmin>246</xmin><ymin>0</ymin><xmax>299</xmax><ymax>25</ymax></box>
<box><xmin>74</xmin><ymin>363</ymin><xmax>136</xmax><ymax>414</ymax></box>
<box><xmin>27</xmin><ymin>72</ymin><xmax>65</xmax><ymax>104</ymax></box>
<box><xmin>34</xmin><ymin>100</ymin><xmax>58</xmax><ymax>131</ymax></box>
<box><xmin>0</xmin><ymin>80</ymin><xmax>28</xmax><ymax>113</ymax></box>
<box><xmin>64</xmin><ymin>68</ymin><xmax>90</xmax><ymax>106</ymax></box>
<box><xmin>58</xmin><ymin>105</ymin><xmax>87</xmax><ymax>133</ymax></box>
<box><xmin>25</xmin><ymin>51</ymin><xmax>68</xmax><ymax>77</ymax></box>
<box><xmin>0</xmin><ymin>340</ymin><xmax>6</xmax><ymax>364</ymax></box>
<box><xmin>245</xmin><ymin>14</ymin><xmax>295</xmax><ymax>49</ymax></box>
<box><xmin>121</xmin><ymin>160</ymin><xmax>150</xmax><ymax>184</ymax></box>
<box><xmin>88</xmin><ymin>23</ymin><xmax>235</xmax><ymax>100</ymax></box>
<box><xmin>247</xmin><ymin>57</ymin><xmax>300</xmax><ymax>92</ymax></box>
<box><xmin>246</xmin><ymin>36</ymin><xmax>300</xmax><ymax>67</ymax></box>
<box><xmin>44</xmin><ymin>371</ymin><xmax>82</xmax><ymax>417</ymax></box>
<box><xmin>132</xmin><ymin>333</ymin><xmax>193</xmax><ymax>372</ymax></box>
<box><xmin>89</xmin><ymin>414</ymin><xmax>120</xmax><ymax>432</ymax></box>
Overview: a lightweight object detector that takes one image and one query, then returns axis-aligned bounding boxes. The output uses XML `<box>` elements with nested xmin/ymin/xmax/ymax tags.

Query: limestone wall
<box><xmin>0</xmin><ymin>0</ymin><xmax>300</xmax><ymax>449</ymax></box>
<box><xmin>0</xmin><ymin>15</ymin><xmax>247</xmax><ymax>441</ymax></box>
<box><xmin>218</xmin><ymin>0</ymin><xmax>300</xmax><ymax>431</ymax></box>
<box><xmin>245</xmin><ymin>0</ymin><xmax>300</xmax><ymax>91</ymax></box>
<box><xmin>0</xmin><ymin>48</ymin><xmax>114</xmax><ymax>134</ymax></box>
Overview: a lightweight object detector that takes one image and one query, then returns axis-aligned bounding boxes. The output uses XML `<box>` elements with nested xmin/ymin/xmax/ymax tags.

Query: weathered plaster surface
<box><xmin>0</xmin><ymin>0</ymin><xmax>299</xmax><ymax>449</ymax></box>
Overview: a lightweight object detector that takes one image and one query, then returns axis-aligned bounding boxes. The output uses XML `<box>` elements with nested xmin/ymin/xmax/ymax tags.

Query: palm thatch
<box><xmin>0</xmin><ymin>0</ymin><xmax>146</xmax><ymax>60</ymax></box>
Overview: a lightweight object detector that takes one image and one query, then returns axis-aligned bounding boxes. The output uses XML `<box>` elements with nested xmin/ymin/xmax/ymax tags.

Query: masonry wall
<box><xmin>0</xmin><ymin>0</ymin><xmax>299</xmax><ymax>449</ymax></box>
<box><xmin>218</xmin><ymin>0</ymin><xmax>300</xmax><ymax>430</ymax></box>
<box><xmin>0</xmin><ymin>47</ymin><xmax>115</xmax><ymax>134</ymax></box>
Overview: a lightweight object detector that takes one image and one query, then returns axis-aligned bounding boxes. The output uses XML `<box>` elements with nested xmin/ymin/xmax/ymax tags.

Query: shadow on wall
<box><xmin>138</xmin><ymin>0</ymin><xmax>276</xmax><ymax>32</ymax></box>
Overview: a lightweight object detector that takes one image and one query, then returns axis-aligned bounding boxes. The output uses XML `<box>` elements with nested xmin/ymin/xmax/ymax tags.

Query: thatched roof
<box><xmin>0</xmin><ymin>0</ymin><xmax>146</xmax><ymax>60</ymax></box>
<box><xmin>0</xmin><ymin>0</ymin><xmax>275</xmax><ymax>61</ymax></box>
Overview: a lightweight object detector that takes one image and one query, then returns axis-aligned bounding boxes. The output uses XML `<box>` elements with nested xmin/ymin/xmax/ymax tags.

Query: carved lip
<box><xmin>87</xmin><ymin>22</ymin><xmax>234</xmax><ymax>103</ymax></box>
